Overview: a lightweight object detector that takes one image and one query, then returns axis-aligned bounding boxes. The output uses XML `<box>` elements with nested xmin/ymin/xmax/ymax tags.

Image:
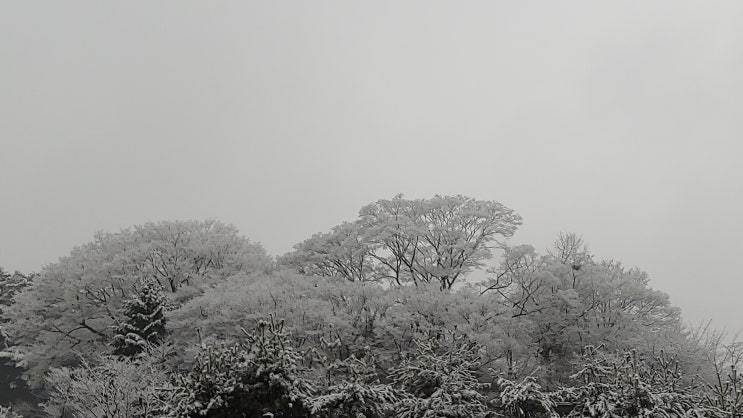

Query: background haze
<box><xmin>1</xmin><ymin>1</ymin><xmax>742</xmax><ymax>332</ymax></box>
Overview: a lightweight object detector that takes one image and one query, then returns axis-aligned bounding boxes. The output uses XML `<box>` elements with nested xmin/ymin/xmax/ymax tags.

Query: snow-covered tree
<box><xmin>410</xmin><ymin>195</ymin><xmax>522</xmax><ymax>290</ymax></box>
<box><xmin>282</xmin><ymin>194</ymin><xmax>522</xmax><ymax>289</ymax></box>
<box><xmin>0</xmin><ymin>405</ymin><xmax>21</xmax><ymax>418</ymax></box>
<box><xmin>43</xmin><ymin>349</ymin><xmax>179</xmax><ymax>418</ymax></box>
<box><xmin>495</xmin><ymin>374</ymin><xmax>556</xmax><ymax>418</ymax></box>
<box><xmin>310</xmin><ymin>348</ymin><xmax>400</xmax><ymax>418</ymax></box>
<box><xmin>358</xmin><ymin>195</ymin><xmax>430</xmax><ymax>286</ymax></box>
<box><xmin>0</xmin><ymin>268</ymin><xmax>29</xmax><ymax>309</ymax></box>
<box><xmin>166</xmin><ymin>271</ymin><xmax>374</xmax><ymax>372</ymax></box>
<box><xmin>0</xmin><ymin>268</ymin><xmax>33</xmax><ymax>412</ymax></box>
<box><xmin>478</xmin><ymin>234</ymin><xmax>684</xmax><ymax>384</ymax></box>
<box><xmin>311</xmin><ymin>381</ymin><xmax>399</xmax><ymax>418</ymax></box>
<box><xmin>0</xmin><ymin>268</ymin><xmax>29</xmax><ymax>349</ymax></box>
<box><xmin>698</xmin><ymin>333</ymin><xmax>743</xmax><ymax>416</ymax></box>
<box><xmin>552</xmin><ymin>346</ymin><xmax>711</xmax><ymax>417</ymax></box>
<box><xmin>705</xmin><ymin>364</ymin><xmax>743</xmax><ymax>417</ymax></box>
<box><xmin>279</xmin><ymin>222</ymin><xmax>375</xmax><ymax>282</ymax></box>
<box><xmin>112</xmin><ymin>278</ymin><xmax>167</xmax><ymax>358</ymax></box>
<box><xmin>389</xmin><ymin>336</ymin><xmax>490</xmax><ymax>418</ymax></box>
<box><xmin>3</xmin><ymin>220</ymin><xmax>270</xmax><ymax>387</ymax></box>
<box><xmin>170</xmin><ymin>318</ymin><xmax>313</xmax><ymax>418</ymax></box>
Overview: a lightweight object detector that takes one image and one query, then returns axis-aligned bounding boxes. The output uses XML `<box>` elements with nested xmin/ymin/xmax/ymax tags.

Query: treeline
<box><xmin>0</xmin><ymin>196</ymin><xmax>741</xmax><ymax>417</ymax></box>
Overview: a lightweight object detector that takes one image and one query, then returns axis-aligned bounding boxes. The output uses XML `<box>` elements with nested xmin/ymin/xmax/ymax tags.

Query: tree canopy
<box><xmin>281</xmin><ymin>194</ymin><xmax>522</xmax><ymax>289</ymax></box>
<box><xmin>1</xmin><ymin>197</ymin><xmax>739</xmax><ymax>417</ymax></box>
<box><xmin>2</xmin><ymin>220</ymin><xmax>271</xmax><ymax>387</ymax></box>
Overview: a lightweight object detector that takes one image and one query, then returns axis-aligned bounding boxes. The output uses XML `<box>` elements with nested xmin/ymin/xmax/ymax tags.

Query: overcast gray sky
<box><xmin>1</xmin><ymin>1</ymin><xmax>742</xmax><ymax>332</ymax></box>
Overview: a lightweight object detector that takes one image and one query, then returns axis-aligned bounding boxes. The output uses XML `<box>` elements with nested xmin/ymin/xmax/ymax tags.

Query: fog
<box><xmin>1</xmin><ymin>1</ymin><xmax>742</xmax><ymax>332</ymax></box>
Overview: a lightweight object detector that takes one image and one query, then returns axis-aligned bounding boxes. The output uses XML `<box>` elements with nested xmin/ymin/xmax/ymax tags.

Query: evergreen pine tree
<box><xmin>171</xmin><ymin>318</ymin><xmax>314</xmax><ymax>418</ymax></box>
<box><xmin>112</xmin><ymin>279</ymin><xmax>167</xmax><ymax>358</ymax></box>
<box><xmin>310</xmin><ymin>341</ymin><xmax>400</xmax><ymax>418</ymax></box>
<box><xmin>389</xmin><ymin>336</ymin><xmax>491</xmax><ymax>418</ymax></box>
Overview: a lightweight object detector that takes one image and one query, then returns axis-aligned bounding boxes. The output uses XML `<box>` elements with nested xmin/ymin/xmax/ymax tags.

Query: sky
<box><xmin>1</xmin><ymin>2</ymin><xmax>742</xmax><ymax>332</ymax></box>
